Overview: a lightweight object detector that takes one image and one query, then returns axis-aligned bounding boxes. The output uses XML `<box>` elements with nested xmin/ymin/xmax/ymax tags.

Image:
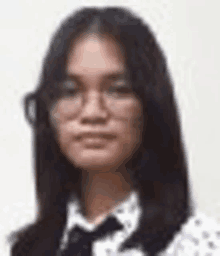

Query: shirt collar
<box><xmin>66</xmin><ymin>189</ymin><xmax>142</xmax><ymax>233</ymax></box>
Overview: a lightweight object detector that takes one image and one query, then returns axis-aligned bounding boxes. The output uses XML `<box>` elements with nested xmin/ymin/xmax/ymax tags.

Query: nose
<box><xmin>80</xmin><ymin>91</ymin><xmax>108</xmax><ymax>124</ymax></box>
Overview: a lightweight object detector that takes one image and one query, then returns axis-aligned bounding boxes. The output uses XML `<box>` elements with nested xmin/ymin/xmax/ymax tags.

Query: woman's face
<box><xmin>50</xmin><ymin>34</ymin><xmax>143</xmax><ymax>173</ymax></box>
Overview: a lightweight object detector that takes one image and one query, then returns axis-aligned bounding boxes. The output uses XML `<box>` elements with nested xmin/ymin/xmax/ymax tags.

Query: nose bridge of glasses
<box><xmin>82</xmin><ymin>89</ymin><xmax>107</xmax><ymax>114</ymax></box>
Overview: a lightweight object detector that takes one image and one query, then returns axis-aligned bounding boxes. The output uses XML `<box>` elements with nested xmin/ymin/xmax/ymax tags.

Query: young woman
<box><xmin>7</xmin><ymin>6</ymin><xmax>220</xmax><ymax>256</ymax></box>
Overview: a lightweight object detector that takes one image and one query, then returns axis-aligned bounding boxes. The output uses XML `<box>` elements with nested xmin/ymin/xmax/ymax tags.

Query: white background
<box><xmin>1</xmin><ymin>0</ymin><xmax>220</xmax><ymax>255</ymax></box>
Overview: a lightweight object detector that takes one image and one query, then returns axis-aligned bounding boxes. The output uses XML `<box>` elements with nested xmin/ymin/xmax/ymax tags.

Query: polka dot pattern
<box><xmin>165</xmin><ymin>211</ymin><xmax>220</xmax><ymax>256</ymax></box>
<box><xmin>59</xmin><ymin>191</ymin><xmax>220</xmax><ymax>256</ymax></box>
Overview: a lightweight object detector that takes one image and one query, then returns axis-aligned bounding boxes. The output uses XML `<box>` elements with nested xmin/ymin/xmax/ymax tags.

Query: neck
<box><xmin>82</xmin><ymin>166</ymin><xmax>134</xmax><ymax>221</ymax></box>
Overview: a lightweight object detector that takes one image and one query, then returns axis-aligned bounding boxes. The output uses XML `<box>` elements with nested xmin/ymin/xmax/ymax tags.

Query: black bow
<box><xmin>60</xmin><ymin>215</ymin><xmax>124</xmax><ymax>256</ymax></box>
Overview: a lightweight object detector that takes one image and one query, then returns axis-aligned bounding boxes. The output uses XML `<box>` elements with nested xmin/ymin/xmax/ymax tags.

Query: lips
<box><xmin>77</xmin><ymin>132</ymin><xmax>116</xmax><ymax>140</ymax></box>
<box><xmin>82</xmin><ymin>137</ymin><xmax>107</xmax><ymax>145</ymax></box>
<box><xmin>80</xmin><ymin>134</ymin><xmax>115</xmax><ymax>148</ymax></box>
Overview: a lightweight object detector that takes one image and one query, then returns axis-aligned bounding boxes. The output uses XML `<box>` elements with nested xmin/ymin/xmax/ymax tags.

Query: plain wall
<box><xmin>1</xmin><ymin>0</ymin><xmax>220</xmax><ymax>254</ymax></box>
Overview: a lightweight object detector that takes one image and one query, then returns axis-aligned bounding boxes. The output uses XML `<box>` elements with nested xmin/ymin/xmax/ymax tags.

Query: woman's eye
<box><xmin>64</xmin><ymin>88</ymin><xmax>77</xmax><ymax>94</ymax></box>
<box><xmin>63</xmin><ymin>80</ymin><xmax>76</xmax><ymax>88</ymax></box>
<box><xmin>57</xmin><ymin>80</ymin><xmax>132</xmax><ymax>98</ymax></box>
<box><xmin>60</xmin><ymin>80</ymin><xmax>78</xmax><ymax>95</ymax></box>
<box><xmin>108</xmin><ymin>85</ymin><xmax>131</xmax><ymax>95</ymax></box>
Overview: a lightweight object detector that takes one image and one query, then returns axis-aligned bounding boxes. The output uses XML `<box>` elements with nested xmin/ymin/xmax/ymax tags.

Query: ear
<box><xmin>24</xmin><ymin>92</ymin><xmax>37</xmax><ymax>126</ymax></box>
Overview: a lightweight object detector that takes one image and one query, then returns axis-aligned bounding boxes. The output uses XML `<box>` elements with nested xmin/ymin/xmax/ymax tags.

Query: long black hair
<box><xmin>6</xmin><ymin>6</ymin><xmax>194</xmax><ymax>256</ymax></box>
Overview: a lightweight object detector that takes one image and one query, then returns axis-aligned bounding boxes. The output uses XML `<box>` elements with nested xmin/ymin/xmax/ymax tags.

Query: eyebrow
<box><xmin>65</xmin><ymin>71</ymin><xmax>128</xmax><ymax>81</ymax></box>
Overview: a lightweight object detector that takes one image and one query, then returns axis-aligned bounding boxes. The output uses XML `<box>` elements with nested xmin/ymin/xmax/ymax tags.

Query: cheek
<box><xmin>50</xmin><ymin>114</ymin><xmax>72</xmax><ymax>151</ymax></box>
<box><xmin>125</xmin><ymin>100</ymin><xmax>143</xmax><ymax>132</ymax></box>
<box><xmin>130</xmin><ymin>115</ymin><xmax>143</xmax><ymax>145</ymax></box>
<box><xmin>50</xmin><ymin>99</ymin><xmax>80</xmax><ymax>123</ymax></box>
<box><xmin>119</xmin><ymin>110</ymin><xmax>143</xmax><ymax>150</ymax></box>
<box><xmin>57</xmin><ymin>123</ymin><xmax>75</xmax><ymax>151</ymax></box>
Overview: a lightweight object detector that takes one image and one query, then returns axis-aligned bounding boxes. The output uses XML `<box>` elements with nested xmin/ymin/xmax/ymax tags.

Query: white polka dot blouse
<box><xmin>59</xmin><ymin>191</ymin><xmax>220</xmax><ymax>256</ymax></box>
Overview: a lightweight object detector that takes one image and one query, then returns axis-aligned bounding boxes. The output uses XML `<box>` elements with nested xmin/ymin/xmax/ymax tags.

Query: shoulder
<box><xmin>164</xmin><ymin>210</ymin><xmax>220</xmax><ymax>256</ymax></box>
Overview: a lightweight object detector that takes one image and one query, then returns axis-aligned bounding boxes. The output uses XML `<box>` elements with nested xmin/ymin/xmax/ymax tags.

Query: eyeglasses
<box><xmin>24</xmin><ymin>79</ymin><xmax>139</xmax><ymax>125</ymax></box>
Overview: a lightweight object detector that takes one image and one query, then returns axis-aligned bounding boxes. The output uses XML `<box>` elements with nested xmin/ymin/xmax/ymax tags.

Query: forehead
<box><xmin>66</xmin><ymin>34</ymin><xmax>126</xmax><ymax>77</ymax></box>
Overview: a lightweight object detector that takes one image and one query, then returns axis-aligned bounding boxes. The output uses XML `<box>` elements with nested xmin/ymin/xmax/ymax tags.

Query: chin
<box><xmin>65</xmin><ymin>145</ymin><xmax>132</xmax><ymax>172</ymax></box>
<box><xmin>71</xmin><ymin>156</ymin><xmax>124</xmax><ymax>173</ymax></box>
<box><xmin>76</xmin><ymin>161</ymin><xmax>120</xmax><ymax>172</ymax></box>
